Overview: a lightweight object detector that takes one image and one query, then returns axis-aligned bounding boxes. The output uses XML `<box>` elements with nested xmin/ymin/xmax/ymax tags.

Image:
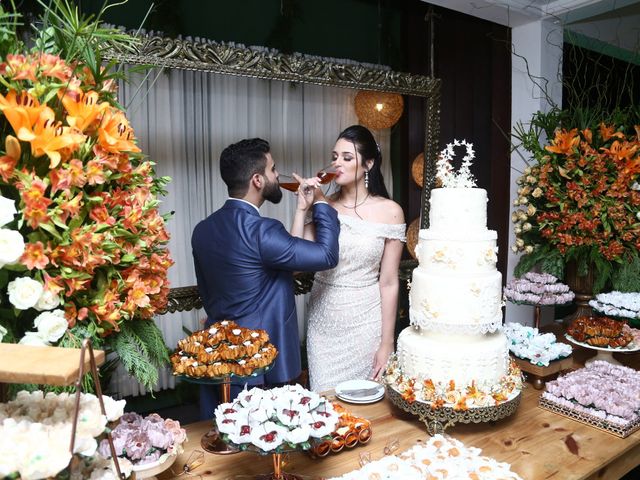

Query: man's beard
<box><xmin>263</xmin><ymin>177</ymin><xmax>283</xmax><ymax>204</ymax></box>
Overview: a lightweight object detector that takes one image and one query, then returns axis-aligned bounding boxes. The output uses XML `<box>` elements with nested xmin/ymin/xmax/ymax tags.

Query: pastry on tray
<box><xmin>567</xmin><ymin>316</ymin><xmax>633</xmax><ymax>348</ymax></box>
<box><xmin>171</xmin><ymin>320</ymin><xmax>278</xmax><ymax>378</ymax></box>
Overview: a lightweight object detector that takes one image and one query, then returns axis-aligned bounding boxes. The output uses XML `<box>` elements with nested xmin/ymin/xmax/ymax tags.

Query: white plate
<box><xmin>336</xmin><ymin>392</ymin><xmax>385</xmax><ymax>404</ymax></box>
<box><xmin>334</xmin><ymin>379</ymin><xmax>385</xmax><ymax>403</ymax></box>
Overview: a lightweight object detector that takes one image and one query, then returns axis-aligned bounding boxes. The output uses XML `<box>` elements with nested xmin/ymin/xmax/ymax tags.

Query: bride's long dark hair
<box><xmin>337</xmin><ymin>125</ymin><xmax>390</xmax><ymax>199</ymax></box>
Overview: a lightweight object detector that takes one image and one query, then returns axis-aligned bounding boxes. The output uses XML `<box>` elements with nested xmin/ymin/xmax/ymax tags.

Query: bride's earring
<box><xmin>364</xmin><ymin>171</ymin><xmax>369</xmax><ymax>189</ymax></box>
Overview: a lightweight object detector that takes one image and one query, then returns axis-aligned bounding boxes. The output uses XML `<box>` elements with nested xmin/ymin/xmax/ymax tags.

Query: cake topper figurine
<box><xmin>436</xmin><ymin>139</ymin><xmax>477</xmax><ymax>188</ymax></box>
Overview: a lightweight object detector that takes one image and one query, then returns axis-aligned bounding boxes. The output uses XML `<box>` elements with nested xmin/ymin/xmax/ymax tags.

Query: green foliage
<box><xmin>611</xmin><ymin>253</ymin><xmax>640</xmax><ymax>292</ymax></box>
<box><xmin>110</xmin><ymin>320</ymin><xmax>170</xmax><ymax>392</ymax></box>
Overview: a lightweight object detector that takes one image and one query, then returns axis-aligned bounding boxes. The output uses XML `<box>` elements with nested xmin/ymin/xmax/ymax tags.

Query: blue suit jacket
<box><xmin>191</xmin><ymin>199</ymin><xmax>339</xmax><ymax>384</ymax></box>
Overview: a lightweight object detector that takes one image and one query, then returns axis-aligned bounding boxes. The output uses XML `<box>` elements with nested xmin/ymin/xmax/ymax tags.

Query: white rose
<box><xmin>0</xmin><ymin>195</ymin><xmax>17</xmax><ymax>227</ymax></box>
<box><xmin>0</xmin><ymin>228</ymin><xmax>25</xmax><ymax>267</ymax></box>
<box><xmin>18</xmin><ymin>331</ymin><xmax>50</xmax><ymax>346</ymax></box>
<box><xmin>0</xmin><ymin>324</ymin><xmax>6</xmax><ymax>342</ymax></box>
<box><xmin>34</xmin><ymin>289</ymin><xmax>62</xmax><ymax>311</ymax></box>
<box><xmin>34</xmin><ymin>310</ymin><xmax>68</xmax><ymax>343</ymax></box>
<box><xmin>7</xmin><ymin>277</ymin><xmax>44</xmax><ymax>310</ymax></box>
<box><xmin>101</xmin><ymin>395</ymin><xmax>126</xmax><ymax>422</ymax></box>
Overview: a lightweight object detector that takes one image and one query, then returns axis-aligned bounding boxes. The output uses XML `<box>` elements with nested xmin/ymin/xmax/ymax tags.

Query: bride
<box><xmin>291</xmin><ymin>125</ymin><xmax>406</xmax><ymax>393</ymax></box>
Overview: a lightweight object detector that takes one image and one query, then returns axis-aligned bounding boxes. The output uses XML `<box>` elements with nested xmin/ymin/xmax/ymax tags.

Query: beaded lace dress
<box><xmin>306</xmin><ymin>214</ymin><xmax>406</xmax><ymax>393</ymax></box>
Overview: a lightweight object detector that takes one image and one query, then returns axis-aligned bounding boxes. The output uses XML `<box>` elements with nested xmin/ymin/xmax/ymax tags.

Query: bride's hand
<box><xmin>370</xmin><ymin>342</ymin><xmax>394</xmax><ymax>381</ymax></box>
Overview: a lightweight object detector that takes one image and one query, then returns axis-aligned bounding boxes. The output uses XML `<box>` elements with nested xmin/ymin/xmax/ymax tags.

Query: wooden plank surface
<box><xmin>157</xmin><ymin>346</ymin><xmax>640</xmax><ymax>480</ymax></box>
<box><xmin>0</xmin><ymin>343</ymin><xmax>105</xmax><ymax>386</ymax></box>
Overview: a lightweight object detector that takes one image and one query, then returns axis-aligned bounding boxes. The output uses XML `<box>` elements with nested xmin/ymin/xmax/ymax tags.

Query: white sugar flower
<box><xmin>0</xmin><ymin>324</ymin><xmax>6</xmax><ymax>343</ymax></box>
<box><xmin>7</xmin><ymin>277</ymin><xmax>43</xmax><ymax>310</ymax></box>
<box><xmin>102</xmin><ymin>395</ymin><xmax>126</xmax><ymax>422</ymax></box>
<box><xmin>283</xmin><ymin>423</ymin><xmax>311</xmax><ymax>444</ymax></box>
<box><xmin>0</xmin><ymin>195</ymin><xmax>17</xmax><ymax>227</ymax></box>
<box><xmin>249</xmin><ymin>421</ymin><xmax>285</xmax><ymax>451</ymax></box>
<box><xmin>0</xmin><ymin>228</ymin><xmax>25</xmax><ymax>267</ymax></box>
<box><xmin>34</xmin><ymin>288</ymin><xmax>61</xmax><ymax>311</ymax></box>
<box><xmin>34</xmin><ymin>310</ymin><xmax>67</xmax><ymax>343</ymax></box>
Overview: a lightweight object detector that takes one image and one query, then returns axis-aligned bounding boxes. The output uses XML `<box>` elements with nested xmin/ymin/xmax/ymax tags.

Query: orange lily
<box><xmin>545</xmin><ymin>128</ymin><xmax>580</xmax><ymax>155</ymax></box>
<box><xmin>61</xmin><ymin>89</ymin><xmax>109</xmax><ymax>132</ymax></box>
<box><xmin>599</xmin><ymin>123</ymin><xmax>626</xmax><ymax>141</ymax></box>
<box><xmin>0</xmin><ymin>90</ymin><xmax>46</xmax><ymax>140</ymax></box>
<box><xmin>0</xmin><ymin>135</ymin><xmax>20</xmax><ymax>182</ymax></box>
<box><xmin>23</xmin><ymin>108</ymin><xmax>86</xmax><ymax>168</ymax></box>
<box><xmin>97</xmin><ymin>108</ymin><xmax>141</xmax><ymax>154</ymax></box>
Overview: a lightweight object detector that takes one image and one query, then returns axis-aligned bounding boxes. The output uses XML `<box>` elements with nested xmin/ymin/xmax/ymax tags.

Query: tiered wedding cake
<box><xmin>385</xmin><ymin>140</ymin><xmax>521</xmax><ymax>408</ymax></box>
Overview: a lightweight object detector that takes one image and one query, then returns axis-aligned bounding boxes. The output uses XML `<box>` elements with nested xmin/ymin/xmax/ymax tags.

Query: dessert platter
<box><xmin>384</xmin><ymin>141</ymin><xmax>522</xmax><ymax>434</ymax></box>
<box><xmin>539</xmin><ymin>361</ymin><xmax>640</xmax><ymax>438</ymax></box>
<box><xmin>504</xmin><ymin>322</ymin><xmax>573</xmax><ymax>389</ymax></box>
<box><xmin>328</xmin><ymin>434</ymin><xmax>522</xmax><ymax>479</ymax></box>
<box><xmin>565</xmin><ymin>315</ymin><xmax>640</xmax><ymax>365</ymax></box>
<box><xmin>171</xmin><ymin>320</ymin><xmax>278</xmax><ymax>454</ymax></box>
<box><xmin>171</xmin><ymin>320</ymin><xmax>278</xmax><ymax>380</ymax></box>
<box><xmin>214</xmin><ymin>385</ymin><xmax>339</xmax><ymax>479</ymax></box>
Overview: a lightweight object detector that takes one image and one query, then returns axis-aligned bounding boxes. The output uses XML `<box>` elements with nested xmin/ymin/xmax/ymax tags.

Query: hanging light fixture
<box><xmin>354</xmin><ymin>90</ymin><xmax>404</xmax><ymax>130</ymax></box>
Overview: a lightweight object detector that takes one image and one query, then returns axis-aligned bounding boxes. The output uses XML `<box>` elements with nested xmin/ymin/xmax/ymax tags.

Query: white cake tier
<box><xmin>397</xmin><ymin>328</ymin><xmax>509</xmax><ymax>388</ymax></box>
<box><xmin>429</xmin><ymin>188</ymin><xmax>487</xmax><ymax>232</ymax></box>
<box><xmin>409</xmin><ymin>269</ymin><xmax>503</xmax><ymax>333</ymax></box>
<box><xmin>416</xmin><ymin>230</ymin><xmax>498</xmax><ymax>274</ymax></box>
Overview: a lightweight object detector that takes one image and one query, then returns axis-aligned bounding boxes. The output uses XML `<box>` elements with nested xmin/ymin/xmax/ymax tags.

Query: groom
<box><xmin>191</xmin><ymin>138</ymin><xmax>340</xmax><ymax>418</ymax></box>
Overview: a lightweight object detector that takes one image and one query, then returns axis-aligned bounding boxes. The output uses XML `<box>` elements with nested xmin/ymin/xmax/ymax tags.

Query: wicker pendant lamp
<box><xmin>354</xmin><ymin>90</ymin><xmax>404</xmax><ymax>130</ymax></box>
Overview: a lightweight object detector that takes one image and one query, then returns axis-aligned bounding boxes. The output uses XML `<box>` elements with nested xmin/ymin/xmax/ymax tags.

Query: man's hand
<box><xmin>292</xmin><ymin>173</ymin><xmax>323</xmax><ymax>210</ymax></box>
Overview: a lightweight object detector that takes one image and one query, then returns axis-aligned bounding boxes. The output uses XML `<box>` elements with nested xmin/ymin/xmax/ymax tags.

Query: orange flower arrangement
<box><xmin>0</xmin><ymin>2</ymin><xmax>173</xmax><ymax>390</ymax></box>
<box><xmin>512</xmin><ymin>108</ymin><xmax>640</xmax><ymax>292</ymax></box>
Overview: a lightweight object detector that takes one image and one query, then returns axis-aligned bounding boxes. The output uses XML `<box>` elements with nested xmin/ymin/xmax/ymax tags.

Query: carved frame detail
<box><xmin>107</xmin><ymin>35</ymin><xmax>439</xmax><ymax>313</ymax></box>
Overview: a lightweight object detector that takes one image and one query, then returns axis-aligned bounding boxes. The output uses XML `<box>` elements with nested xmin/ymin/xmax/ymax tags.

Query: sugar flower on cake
<box><xmin>504</xmin><ymin>322</ymin><xmax>572</xmax><ymax>366</ymax></box>
<box><xmin>589</xmin><ymin>291</ymin><xmax>640</xmax><ymax>319</ymax></box>
<box><xmin>504</xmin><ymin>272</ymin><xmax>574</xmax><ymax>305</ymax></box>
<box><xmin>436</xmin><ymin>139</ymin><xmax>477</xmax><ymax>188</ymax></box>
<box><xmin>214</xmin><ymin>385</ymin><xmax>339</xmax><ymax>452</ymax></box>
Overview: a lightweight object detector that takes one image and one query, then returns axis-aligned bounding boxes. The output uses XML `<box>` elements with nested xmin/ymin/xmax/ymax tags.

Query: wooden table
<box><xmin>158</xmin><ymin>349</ymin><xmax>640</xmax><ymax>480</ymax></box>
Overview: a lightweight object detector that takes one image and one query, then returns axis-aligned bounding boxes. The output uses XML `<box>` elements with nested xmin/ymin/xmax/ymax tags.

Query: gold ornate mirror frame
<box><xmin>106</xmin><ymin>35</ymin><xmax>441</xmax><ymax>312</ymax></box>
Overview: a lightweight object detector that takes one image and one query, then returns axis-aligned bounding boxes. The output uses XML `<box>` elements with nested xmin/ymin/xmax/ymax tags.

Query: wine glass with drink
<box><xmin>278</xmin><ymin>164</ymin><xmax>337</xmax><ymax>193</ymax></box>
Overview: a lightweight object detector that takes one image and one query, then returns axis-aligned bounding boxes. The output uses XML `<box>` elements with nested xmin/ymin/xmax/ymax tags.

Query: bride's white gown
<box><xmin>306</xmin><ymin>214</ymin><xmax>406</xmax><ymax>393</ymax></box>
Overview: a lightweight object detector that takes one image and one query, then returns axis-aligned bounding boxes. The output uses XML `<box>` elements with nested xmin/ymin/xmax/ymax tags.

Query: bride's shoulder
<box><xmin>372</xmin><ymin>197</ymin><xmax>404</xmax><ymax>224</ymax></box>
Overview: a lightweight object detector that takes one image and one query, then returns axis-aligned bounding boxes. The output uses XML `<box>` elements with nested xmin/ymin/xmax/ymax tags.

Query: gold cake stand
<box><xmin>386</xmin><ymin>386</ymin><xmax>522</xmax><ymax>436</ymax></box>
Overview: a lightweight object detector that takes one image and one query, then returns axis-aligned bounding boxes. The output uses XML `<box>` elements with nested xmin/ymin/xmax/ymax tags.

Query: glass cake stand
<box><xmin>178</xmin><ymin>363</ymin><xmax>274</xmax><ymax>455</ymax></box>
<box><xmin>565</xmin><ymin>334</ymin><xmax>640</xmax><ymax>365</ymax></box>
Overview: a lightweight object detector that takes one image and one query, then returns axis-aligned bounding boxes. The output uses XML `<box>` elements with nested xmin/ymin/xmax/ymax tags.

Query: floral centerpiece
<box><xmin>97</xmin><ymin>412</ymin><xmax>187</xmax><ymax>472</ymax></box>
<box><xmin>0</xmin><ymin>390</ymin><xmax>130</xmax><ymax>479</ymax></box>
<box><xmin>214</xmin><ymin>384</ymin><xmax>339</xmax><ymax>452</ymax></box>
<box><xmin>0</xmin><ymin>1</ymin><xmax>173</xmax><ymax>391</ymax></box>
<box><xmin>511</xmin><ymin>108</ymin><xmax>640</xmax><ymax>293</ymax></box>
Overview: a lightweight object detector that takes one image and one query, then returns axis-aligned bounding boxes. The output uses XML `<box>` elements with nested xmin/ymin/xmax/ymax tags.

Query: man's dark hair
<box><xmin>220</xmin><ymin>138</ymin><xmax>270</xmax><ymax>197</ymax></box>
